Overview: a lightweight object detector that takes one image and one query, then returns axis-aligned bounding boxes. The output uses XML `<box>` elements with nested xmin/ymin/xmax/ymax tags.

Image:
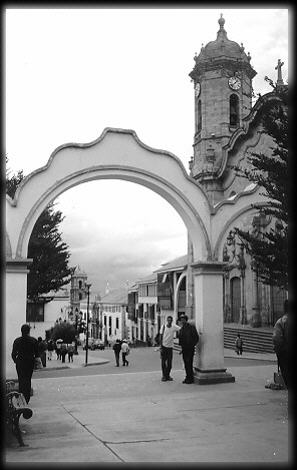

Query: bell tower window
<box><xmin>197</xmin><ymin>100</ymin><xmax>202</xmax><ymax>131</ymax></box>
<box><xmin>230</xmin><ymin>94</ymin><xmax>239</xmax><ymax>127</ymax></box>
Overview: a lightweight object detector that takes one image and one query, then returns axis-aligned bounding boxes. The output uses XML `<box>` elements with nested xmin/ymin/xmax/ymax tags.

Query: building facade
<box><xmin>128</xmin><ymin>15</ymin><xmax>287</xmax><ymax>335</ymax></box>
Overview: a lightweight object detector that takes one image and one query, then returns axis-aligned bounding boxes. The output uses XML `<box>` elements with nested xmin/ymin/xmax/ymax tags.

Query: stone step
<box><xmin>223</xmin><ymin>326</ymin><xmax>274</xmax><ymax>353</ymax></box>
<box><xmin>173</xmin><ymin>325</ymin><xmax>275</xmax><ymax>354</ymax></box>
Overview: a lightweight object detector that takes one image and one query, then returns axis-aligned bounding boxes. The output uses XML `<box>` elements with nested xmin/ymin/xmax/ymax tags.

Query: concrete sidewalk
<box><xmin>5</xmin><ymin>350</ymin><xmax>288</xmax><ymax>464</ymax></box>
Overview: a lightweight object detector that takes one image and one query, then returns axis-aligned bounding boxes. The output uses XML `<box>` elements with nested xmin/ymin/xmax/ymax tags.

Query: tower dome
<box><xmin>190</xmin><ymin>14</ymin><xmax>256</xmax><ymax>80</ymax></box>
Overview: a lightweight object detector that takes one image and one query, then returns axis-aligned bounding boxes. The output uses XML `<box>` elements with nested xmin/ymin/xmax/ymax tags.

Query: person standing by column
<box><xmin>11</xmin><ymin>324</ymin><xmax>39</xmax><ymax>403</ymax></box>
<box><xmin>158</xmin><ymin>315</ymin><xmax>180</xmax><ymax>382</ymax></box>
<box><xmin>178</xmin><ymin>314</ymin><xmax>199</xmax><ymax>384</ymax></box>
<box><xmin>272</xmin><ymin>299</ymin><xmax>290</xmax><ymax>389</ymax></box>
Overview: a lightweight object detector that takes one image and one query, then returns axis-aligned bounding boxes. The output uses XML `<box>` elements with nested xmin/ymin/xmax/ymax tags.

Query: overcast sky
<box><xmin>5</xmin><ymin>7</ymin><xmax>289</xmax><ymax>295</ymax></box>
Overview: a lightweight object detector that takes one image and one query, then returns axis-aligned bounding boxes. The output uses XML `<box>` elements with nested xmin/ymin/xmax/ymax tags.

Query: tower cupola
<box><xmin>189</xmin><ymin>14</ymin><xmax>257</xmax><ymax>204</ymax></box>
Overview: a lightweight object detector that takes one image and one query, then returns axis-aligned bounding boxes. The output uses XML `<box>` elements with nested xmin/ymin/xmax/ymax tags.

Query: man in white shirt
<box><xmin>159</xmin><ymin>315</ymin><xmax>180</xmax><ymax>382</ymax></box>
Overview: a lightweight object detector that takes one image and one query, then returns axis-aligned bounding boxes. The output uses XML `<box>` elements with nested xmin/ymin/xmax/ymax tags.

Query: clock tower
<box><xmin>189</xmin><ymin>14</ymin><xmax>257</xmax><ymax>203</ymax></box>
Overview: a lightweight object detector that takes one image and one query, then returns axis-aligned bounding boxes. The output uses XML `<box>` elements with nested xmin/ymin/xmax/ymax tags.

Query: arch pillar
<box><xmin>5</xmin><ymin>258</ymin><xmax>33</xmax><ymax>379</ymax></box>
<box><xmin>192</xmin><ymin>261</ymin><xmax>235</xmax><ymax>384</ymax></box>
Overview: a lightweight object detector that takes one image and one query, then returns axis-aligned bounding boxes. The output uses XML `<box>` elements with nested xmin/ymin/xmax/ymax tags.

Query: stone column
<box><xmin>6</xmin><ymin>258</ymin><xmax>32</xmax><ymax>379</ymax></box>
<box><xmin>192</xmin><ymin>261</ymin><xmax>235</xmax><ymax>385</ymax></box>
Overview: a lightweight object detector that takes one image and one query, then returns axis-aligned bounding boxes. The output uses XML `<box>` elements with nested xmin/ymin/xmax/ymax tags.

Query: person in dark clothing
<box><xmin>11</xmin><ymin>324</ymin><xmax>39</xmax><ymax>403</ymax></box>
<box><xmin>113</xmin><ymin>339</ymin><xmax>122</xmax><ymax>367</ymax></box>
<box><xmin>178</xmin><ymin>314</ymin><xmax>199</xmax><ymax>384</ymax></box>
<box><xmin>37</xmin><ymin>336</ymin><xmax>47</xmax><ymax>367</ymax></box>
<box><xmin>235</xmin><ymin>333</ymin><xmax>243</xmax><ymax>355</ymax></box>
<box><xmin>272</xmin><ymin>299</ymin><xmax>290</xmax><ymax>389</ymax></box>
<box><xmin>60</xmin><ymin>343</ymin><xmax>67</xmax><ymax>363</ymax></box>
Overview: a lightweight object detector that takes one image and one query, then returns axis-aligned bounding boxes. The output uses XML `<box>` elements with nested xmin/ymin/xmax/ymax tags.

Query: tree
<box><xmin>6</xmin><ymin>159</ymin><xmax>74</xmax><ymax>300</ymax></box>
<box><xmin>51</xmin><ymin>321</ymin><xmax>76</xmax><ymax>343</ymax></box>
<box><xmin>232</xmin><ymin>81</ymin><xmax>288</xmax><ymax>290</ymax></box>
<box><xmin>5</xmin><ymin>156</ymin><xmax>24</xmax><ymax>198</ymax></box>
<box><xmin>27</xmin><ymin>203</ymin><xmax>73</xmax><ymax>301</ymax></box>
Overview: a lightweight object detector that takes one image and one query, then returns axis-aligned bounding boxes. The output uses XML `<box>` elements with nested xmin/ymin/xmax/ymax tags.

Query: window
<box><xmin>197</xmin><ymin>100</ymin><xmax>202</xmax><ymax>131</ymax></box>
<box><xmin>79</xmin><ymin>280</ymin><xmax>82</xmax><ymax>289</ymax></box>
<box><xmin>148</xmin><ymin>284</ymin><xmax>156</xmax><ymax>297</ymax></box>
<box><xmin>230</xmin><ymin>94</ymin><xmax>239</xmax><ymax>127</ymax></box>
<box><xmin>116</xmin><ymin>317</ymin><xmax>119</xmax><ymax>329</ymax></box>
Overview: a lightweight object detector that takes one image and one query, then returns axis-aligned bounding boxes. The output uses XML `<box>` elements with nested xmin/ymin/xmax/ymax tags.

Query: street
<box><xmin>32</xmin><ymin>346</ymin><xmax>276</xmax><ymax>379</ymax></box>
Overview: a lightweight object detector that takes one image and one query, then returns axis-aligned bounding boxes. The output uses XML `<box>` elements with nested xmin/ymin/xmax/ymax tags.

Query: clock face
<box><xmin>228</xmin><ymin>76</ymin><xmax>241</xmax><ymax>90</ymax></box>
<box><xmin>195</xmin><ymin>82</ymin><xmax>201</xmax><ymax>97</ymax></box>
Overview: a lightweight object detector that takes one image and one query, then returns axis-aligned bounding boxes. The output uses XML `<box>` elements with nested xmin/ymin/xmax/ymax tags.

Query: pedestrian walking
<box><xmin>272</xmin><ymin>299</ymin><xmax>290</xmax><ymax>389</ymax></box>
<box><xmin>11</xmin><ymin>324</ymin><xmax>39</xmax><ymax>403</ymax></box>
<box><xmin>235</xmin><ymin>333</ymin><xmax>243</xmax><ymax>355</ymax></box>
<box><xmin>113</xmin><ymin>339</ymin><xmax>122</xmax><ymax>366</ymax></box>
<box><xmin>47</xmin><ymin>339</ymin><xmax>54</xmax><ymax>360</ymax></box>
<box><xmin>37</xmin><ymin>336</ymin><xmax>47</xmax><ymax>367</ymax></box>
<box><xmin>178</xmin><ymin>314</ymin><xmax>199</xmax><ymax>384</ymax></box>
<box><xmin>60</xmin><ymin>342</ymin><xmax>67</xmax><ymax>363</ymax></box>
<box><xmin>156</xmin><ymin>315</ymin><xmax>180</xmax><ymax>382</ymax></box>
<box><xmin>56</xmin><ymin>339</ymin><xmax>62</xmax><ymax>359</ymax></box>
<box><xmin>67</xmin><ymin>343</ymin><xmax>74</xmax><ymax>362</ymax></box>
<box><xmin>121</xmin><ymin>339</ymin><xmax>130</xmax><ymax>366</ymax></box>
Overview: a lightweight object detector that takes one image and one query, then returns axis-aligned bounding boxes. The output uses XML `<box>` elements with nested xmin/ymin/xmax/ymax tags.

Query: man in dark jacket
<box><xmin>11</xmin><ymin>324</ymin><xmax>39</xmax><ymax>403</ymax></box>
<box><xmin>178</xmin><ymin>314</ymin><xmax>199</xmax><ymax>384</ymax></box>
<box><xmin>113</xmin><ymin>339</ymin><xmax>122</xmax><ymax>367</ymax></box>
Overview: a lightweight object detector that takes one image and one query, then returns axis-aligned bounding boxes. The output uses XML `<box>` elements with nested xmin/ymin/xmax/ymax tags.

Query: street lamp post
<box><xmin>85</xmin><ymin>283</ymin><xmax>92</xmax><ymax>365</ymax></box>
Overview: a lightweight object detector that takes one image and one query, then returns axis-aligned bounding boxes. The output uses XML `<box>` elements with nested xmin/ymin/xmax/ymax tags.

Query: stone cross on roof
<box><xmin>275</xmin><ymin>59</ymin><xmax>284</xmax><ymax>85</ymax></box>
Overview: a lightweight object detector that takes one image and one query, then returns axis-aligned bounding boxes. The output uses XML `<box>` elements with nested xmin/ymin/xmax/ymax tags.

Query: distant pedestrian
<box><xmin>56</xmin><ymin>339</ymin><xmax>62</xmax><ymax>359</ymax></box>
<box><xmin>157</xmin><ymin>315</ymin><xmax>180</xmax><ymax>382</ymax></box>
<box><xmin>60</xmin><ymin>342</ymin><xmax>67</xmax><ymax>363</ymax></box>
<box><xmin>272</xmin><ymin>299</ymin><xmax>290</xmax><ymax>389</ymax></box>
<box><xmin>67</xmin><ymin>343</ymin><xmax>74</xmax><ymax>362</ymax></box>
<box><xmin>178</xmin><ymin>314</ymin><xmax>199</xmax><ymax>384</ymax></box>
<box><xmin>121</xmin><ymin>339</ymin><xmax>130</xmax><ymax>366</ymax></box>
<box><xmin>113</xmin><ymin>339</ymin><xmax>122</xmax><ymax>367</ymax></box>
<box><xmin>235</xmin><ymin>333</ymin><xmax>243</xmax><ymax>355</ymax></box>
<box><xmin>47</xmin><ymin>339</ymin><xmax>54</xmax><ymax>361</ymax></box>
<box><xmin>37</xmin><ymin>336</ymin><xmax>47</xmax><ymax>367</ymax></box>
<box><xmin>11</xmin><ymin>324</ymin><xmax>39</xmax><ymax>403</ymax></box>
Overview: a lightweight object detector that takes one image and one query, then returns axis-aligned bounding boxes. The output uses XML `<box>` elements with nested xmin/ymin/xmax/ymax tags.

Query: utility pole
<box><xmin>85</xmin><ymin>283</ymin><xmax>92</xmax><ymax>365</ymax></box>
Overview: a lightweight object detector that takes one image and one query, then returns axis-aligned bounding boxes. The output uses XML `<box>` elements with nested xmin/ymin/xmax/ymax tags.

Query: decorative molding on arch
<box><xmin>213</xmin><ymin>182</ymin><xmax>258</xmax><ymax>213</ymax></box>
<box><xmin>10</xmin><ymin>127</ymin><xmax>211</xmax><ymax>208</ymax></box>
<box><xmin>213</xmin><ymin>201</ymin><xmax>269</xmax><ymax>260</ymax></box>
<box><xmin>15</xmin><ymin>163</ymin><xmax>213</xmax><ymax>260</ymax></box>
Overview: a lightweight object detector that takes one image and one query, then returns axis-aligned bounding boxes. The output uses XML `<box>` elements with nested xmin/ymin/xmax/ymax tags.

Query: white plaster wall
<box><xmin>6</xmin><ymin>272</ymin><xmax>28</xmax><ymax>379</ymax></box>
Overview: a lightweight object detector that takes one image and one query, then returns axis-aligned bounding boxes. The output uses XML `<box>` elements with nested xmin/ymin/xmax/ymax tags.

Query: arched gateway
<box><xmin>6</xmin><ymin>127</ymin><xmax>236</xmax><ymax>384</ymax></box>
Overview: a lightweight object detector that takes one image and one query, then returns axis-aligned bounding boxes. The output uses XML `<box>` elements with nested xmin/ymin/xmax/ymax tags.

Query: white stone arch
<box><xmin>173</xmin><ymin>271</ymin><xmax>187</xmax><ymax>319</ymax></box>
<box><xmin>210</xmin><ymin>180</ymin><xmax>270</xmax><ymax>261</ymax></box>
<box><xmin>213</xmin><ymin>200</ymin><xmax>270</xmax><ymax>260</ymax></box>
<box><xmin>6</xmin><ymin>128</ymin><xmax>212</xmax><ymax>262</ymax></box>
<box><xmin>5</xmin><ymin>127</ymin><xmax>238</xmax><ymax>384</ymax></box>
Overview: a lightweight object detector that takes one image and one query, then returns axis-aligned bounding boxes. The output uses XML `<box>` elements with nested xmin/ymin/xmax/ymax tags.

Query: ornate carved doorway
<box><xmin>230</xmin><ymin>276</ymin><xmax>241</xmax><ymax>323</ymax></box>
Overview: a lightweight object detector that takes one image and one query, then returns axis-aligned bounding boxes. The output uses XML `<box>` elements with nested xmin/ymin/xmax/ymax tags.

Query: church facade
<box><xmin>128</xmin><ymin>15</ymin><xmax>287</xmax><ymax>340</ymax></box>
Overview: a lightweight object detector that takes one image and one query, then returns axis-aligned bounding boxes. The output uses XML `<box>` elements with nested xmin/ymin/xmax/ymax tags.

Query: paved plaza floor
<box><xmin>5</xmin><ymin>348</ymin><xmax>290</xmax><ymax>464</ymax></box>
